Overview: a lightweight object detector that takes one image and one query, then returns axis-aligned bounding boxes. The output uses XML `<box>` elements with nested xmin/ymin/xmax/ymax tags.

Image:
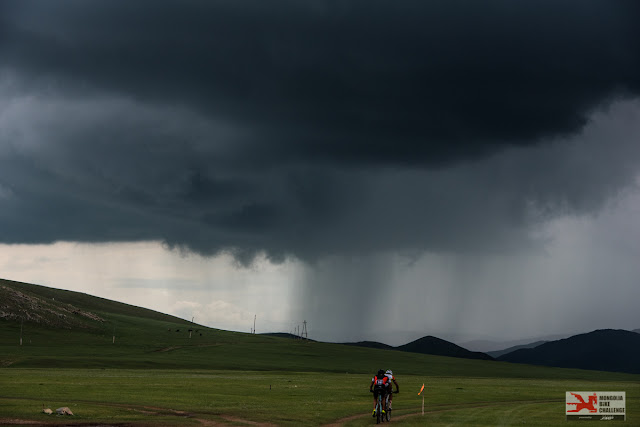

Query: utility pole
<box><xmin>253</xmin><ymin>314</ymin><xmax>256</xmax><ymax>334</ymax></box>
<box><xmin>302</xmin><ymin>320</ymin><xmax>308</xmax><ymax>340</ymax></box>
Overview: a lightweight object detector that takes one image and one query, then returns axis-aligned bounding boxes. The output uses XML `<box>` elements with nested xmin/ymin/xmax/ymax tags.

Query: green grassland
<box><xmin>2</xmin><ymin>369</ymin><xmax>638</xmax><ymax>426</ymax></box>
<box><xmin>1</xmin><ymin>279</ymin><xmax>639</xmax><ymax>425</ymax></box>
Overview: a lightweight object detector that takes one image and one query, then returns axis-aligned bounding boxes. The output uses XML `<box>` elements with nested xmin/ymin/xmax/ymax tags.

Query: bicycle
<box><xmin>384</xmin><ymin>389</ymin><xmax>399</xmax><ymax>422</ymax></box>
<box><xmin>384</xmin><ymin>392</ymin><xmax>391</xmax><ymax>422</ymax></box>
<box><xmin>371</xmin><ymin>389</ymin><xmax>387</xmax><ymax>424</ymax></box>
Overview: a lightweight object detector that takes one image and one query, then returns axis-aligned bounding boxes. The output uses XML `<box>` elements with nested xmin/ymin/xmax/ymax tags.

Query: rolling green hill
<box><xmin>1</xmin><ymin>277</ymin><xmax>639</xmax><ymax>382</ymax></box>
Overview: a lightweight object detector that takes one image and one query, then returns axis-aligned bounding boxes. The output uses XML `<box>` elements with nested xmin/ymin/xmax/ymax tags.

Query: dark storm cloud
<box><xmin>4</xmin><ymin>0</ymin><xmax>640</xmax><ymax>165</ymax></box>
<box><xmin>1</xmin><ymin>1</ymin><xmax>640</xmax><ymax>262</ymax></box>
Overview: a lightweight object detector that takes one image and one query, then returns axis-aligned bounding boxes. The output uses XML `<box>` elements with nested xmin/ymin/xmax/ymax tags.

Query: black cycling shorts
<box><xmin>373</xmin><ymin>386</ymin><xmax>387</xmax><ymax>399</ymax></box>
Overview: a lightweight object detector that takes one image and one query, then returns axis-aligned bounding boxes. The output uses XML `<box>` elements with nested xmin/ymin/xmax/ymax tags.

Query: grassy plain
<box><xmin>2</xmin><ymin>368</ymin><xmax>639</xmax><ymax>426</ymax></box>
<box><xmin>1</xmin><ymin>279</ymin><xmax>639</xmax><ymax>425</ymax></box>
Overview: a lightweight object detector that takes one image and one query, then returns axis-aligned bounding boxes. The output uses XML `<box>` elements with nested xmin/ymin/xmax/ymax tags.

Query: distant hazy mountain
<box><xmin>397</xmin><ymin>336</ymin><xmax>494</xmax><ymax>360</ymax></box>
<box><xmin>487</xmin><ymin>341</ymin><xmax>548</xmax><ymax>358</ymax></box>
<box><xmin>633</xmin><ymin>328</ymin><xmax>640</xmax><ymax>334</ymax></box>
<box><xmin>460</xmin><ymin>334</ymin><xmax>569</xmax><ymax>353</ymax></box>
<box><xmin>498</xmin><ymin>329</ymin><xmax>640</xmax><ymax>374</ymax></box>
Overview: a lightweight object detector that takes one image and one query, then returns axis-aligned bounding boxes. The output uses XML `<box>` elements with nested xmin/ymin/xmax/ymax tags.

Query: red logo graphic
<box><xmin>567</xmin><ymin>392</ymin><xmax>597</xmax><ymax>413</ymax></box>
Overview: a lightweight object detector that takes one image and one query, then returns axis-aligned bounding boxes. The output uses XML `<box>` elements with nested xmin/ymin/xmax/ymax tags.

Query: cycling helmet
<box><xmin>386</xmin><ymin>370</ymin><xmax>393</xmax><ymax>375</ymax></box>
<box><xmin>377</xmin><ymin>369</ymin><xmax>385</xmax><ymax>377</ymax></box>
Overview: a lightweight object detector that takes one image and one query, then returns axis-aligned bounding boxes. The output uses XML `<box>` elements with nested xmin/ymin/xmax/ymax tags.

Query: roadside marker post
<box><xmin>418</xmin><ymin>383</ymin><xmax>425</xmax><ymax>415</ymax></box>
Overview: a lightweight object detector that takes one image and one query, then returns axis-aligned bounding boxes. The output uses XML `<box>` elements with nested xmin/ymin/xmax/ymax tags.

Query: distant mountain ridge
<box><xmin>498</xmin><ymin>329</ymin><xmax>640</xmax><ymax>374</ymax></box>
<box><xmin>398</xmin><ymin>336</ymin><xmax>494</xmax><ymax>360</ymax></box>
<box><xmin>459</xmin><ymin>334</ymin><xmax>570</xmax><ymax>353</ymax></box>
<box><xmin>341</xmin><ymin>336</ymin><xmax>493</xmax><ymax>360</ymax></box>
<box><xmin>487</xmin><ymin>341</ymin><xmax>548</xmax><ymax>358</ymax></box>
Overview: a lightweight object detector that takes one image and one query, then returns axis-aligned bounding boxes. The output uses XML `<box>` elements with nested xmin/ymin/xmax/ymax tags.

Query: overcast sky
<box><xmin>1</xmin><ymin>1</ymin><xmax>640</xmax><ymax>347</ymax></box>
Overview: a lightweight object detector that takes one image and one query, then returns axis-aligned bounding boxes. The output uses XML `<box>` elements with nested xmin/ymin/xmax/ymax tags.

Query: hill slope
<box><xmin>498</xmin><ymin>329</ymin><xmax>640</xmax><ymax>374</ymax></box>
<box><xmin>340</xmin><ymin>341</ymin><xmax>395</xmax><ymax>351</ymax></box>
<box><xmin>1</xmin><ymin>282</ymin><xmax>105</xmax><ymax>329</ymax></box>
<box><xmin>1</xmin><ymin>278</ymin><xmax>185</xmax><ymax>324</ymax></box>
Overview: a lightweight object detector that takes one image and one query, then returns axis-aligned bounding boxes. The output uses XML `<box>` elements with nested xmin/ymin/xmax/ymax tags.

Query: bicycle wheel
<box><xmin>376</xmin><ymin>398</ymin><xmax>382</xmax><ymax>424</ymax></box>
<box><xmin>385</xmin><ymin>395</ymin><xmax>391</xmax><ymax>421</ymax></box>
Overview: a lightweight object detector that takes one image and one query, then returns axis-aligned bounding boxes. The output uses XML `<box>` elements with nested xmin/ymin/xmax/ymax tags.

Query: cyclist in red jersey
<box><xmin>369</xmin><ymin>369</ymin><xmax>389</xmax><ymax>417</ymax></box>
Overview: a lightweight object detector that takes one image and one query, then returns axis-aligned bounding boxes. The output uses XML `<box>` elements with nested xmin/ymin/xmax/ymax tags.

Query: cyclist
<box><xmin>384</xmin><ymin>369</ymin><xmax>400</xmax><ymax>410</ymax></box>
<box><xmin>369</xmin><ymin>369</ymin><xmax>389</xmax><ymax>417</ymax></box>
